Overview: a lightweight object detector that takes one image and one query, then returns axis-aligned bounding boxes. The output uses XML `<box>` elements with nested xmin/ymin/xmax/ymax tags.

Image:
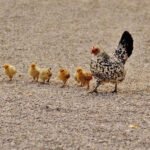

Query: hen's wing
<box><xmin>90</xmin><ymin>52</ymin><xmax>124</xmax><ymax>82</ymax></box>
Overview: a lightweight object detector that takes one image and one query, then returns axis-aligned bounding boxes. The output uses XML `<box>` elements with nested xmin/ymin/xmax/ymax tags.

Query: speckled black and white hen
<box><xmin>90</xmin><ymin>31</ymin><xmax>134</xmax><ymax>93</ymax></box>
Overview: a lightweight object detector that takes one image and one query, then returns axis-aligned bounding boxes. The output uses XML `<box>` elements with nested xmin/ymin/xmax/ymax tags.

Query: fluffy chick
<box><xmin>39</xmin><ymin>68</ymin><xmax>52</xmax><ymax>83</ymax></box>
<box><xmin>3</xmin><ymin>64</ymin><xmax>17</xmax><ymax>81</ymax></box>
<box><xmin>74</xmin><ymin>67</ymin><xmax>82</xmax><ymax>85</ymax></box>
<box><xmin>58</xmin><ymin>68</ymin><xmax>70</xmax><ymax>87</ymax></box>
<box><xmin>76</xmin><ymin>67</ymin><xmax>93</xmax><ymax>90</ymax></box>
<box><xmin>28</xmin><ymin>63</ymin><xmax>40</xmax><ymax>81</ymax></box>
<box><xmin>84</xmin><ymin>72</ymin><xmax>93</xmax><ymax>90</ymax></box>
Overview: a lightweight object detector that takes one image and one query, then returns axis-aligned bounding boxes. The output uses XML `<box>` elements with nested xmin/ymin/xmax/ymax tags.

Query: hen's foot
<box><xmin>88</xmin><ymin>89</ymin><xmax>98</xmax><ymax>94</ymax></box>
<box><xmin>112</xmin><ymin>89</ymin><xmax>117</xmax><ymax>93</ymax></box>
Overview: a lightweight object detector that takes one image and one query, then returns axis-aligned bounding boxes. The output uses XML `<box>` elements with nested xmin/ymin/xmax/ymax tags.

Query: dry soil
<box><xmin>0</xmin><ymin>0</ymin><xmax>150</xmax><ymax>149</ymax></box>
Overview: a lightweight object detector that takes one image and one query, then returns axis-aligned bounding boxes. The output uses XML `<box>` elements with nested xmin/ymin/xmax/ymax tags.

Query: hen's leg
<box><xmin>89</xmin><ymin>80</ymin><xmax>101</xmax><ymax>93</ymax></box>
<box><xmin>112</xmin><ymin>82</ymin><xmax>117</xmax><ymax>93</ymax></box>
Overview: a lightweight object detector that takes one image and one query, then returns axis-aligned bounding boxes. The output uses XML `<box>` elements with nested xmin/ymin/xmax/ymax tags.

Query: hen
<box><xmin>90</xmin><ymin>31</ymin><xmax>133</xmax><ymax>93</ymax></box>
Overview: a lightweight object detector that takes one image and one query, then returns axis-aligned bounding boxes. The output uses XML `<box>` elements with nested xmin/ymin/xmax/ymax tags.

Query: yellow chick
<box><xmin>3</xmin><ymin>64</ymin><xmax>17</xmax><ymax>81</ymax></box>
<box><xmin>76</xmin><ymin>67</ymin><xmax>93</xmax><ymax>90</ymax></box>
<box><xmin>28</xmin><ymin>63</ymin><xmax>40</xmax><ymax>81</ymax></box>
<box><xmin>74</xmin><ymin>67</ymin><xmax>83</xmax><ymax>85</ymax></box>
<box><xmin>84</xmin><ymin>72</ymin><xmax>93</xmax><ymax>90</ymax></box>
<box><xmin>39</xmin><ymin>68</ymin><xmax>52</xmax><ymax>83</ymax></box>
<box><xmin>58</xmin><ymin>68</ymin><xmax>70</xmax><ymax>87</ymax></box>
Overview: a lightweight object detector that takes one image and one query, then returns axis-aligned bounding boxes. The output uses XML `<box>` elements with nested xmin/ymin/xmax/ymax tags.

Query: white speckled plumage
<box><xmin>90</xmin><ymin>31</ymin><xmax>133</xmax><ymax>93</ymax></box>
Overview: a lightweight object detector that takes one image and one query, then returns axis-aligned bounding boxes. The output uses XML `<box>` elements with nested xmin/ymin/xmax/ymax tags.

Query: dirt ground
<box><xmin>0</xmin><ymin>0</ymin><xmax>150</xmax><ymax>149</ymax></box>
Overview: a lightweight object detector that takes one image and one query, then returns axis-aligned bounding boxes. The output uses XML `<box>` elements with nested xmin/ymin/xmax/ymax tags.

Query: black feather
<box><xmin>119</xmin><ymin>31</ymin><xmax>133</xmax><ymax>57</ymax></box>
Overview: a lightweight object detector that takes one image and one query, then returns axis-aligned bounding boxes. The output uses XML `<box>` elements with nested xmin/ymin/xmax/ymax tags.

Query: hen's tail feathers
<box><xmin>119</xmin><ymin>31</ymin><xmax>133</xmax><ymax>57</ymax></box>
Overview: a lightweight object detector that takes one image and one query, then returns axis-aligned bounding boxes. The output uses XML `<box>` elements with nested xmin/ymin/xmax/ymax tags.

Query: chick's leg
<box><xmin>47</xmin><ymin>78</ymin><xmax>50</xmax><ymax>82</ymax></box>
<box><xmin>60</xmin><ymin>80</ymin><xmax>67</xmax><ymax>88</ymax></box>
<box><xmin>32</xmin><ymin>77</ymin><xmax>36</xmax><ymax>82</ymax></box>
<box><xmin>87</xmin><ymin>82</ymin><xmax>90</xmax><ymax>90</ymax></box>
<box><xmin>41</xmin><ymin>79</ymin><xmax>45</xmax><ymax>84</ymax></box>
<box><xmin>89</xmin><ymin>80</ymin><xmax>101</xmax><ymax>93</ymax></box>
<box><xmin>81</xmin><ymin>80</ymin><xmax>86</xmax><ymax>87</ymax></box>
<box><xmin>9</xmin><ymin>76</ymin><xmax>13</xmax><ymax>81</ymax></box>
<box><xmin>36</xmin><ymin>76</ymin><xmax>39</xmax><ymax>82</ymax></box>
